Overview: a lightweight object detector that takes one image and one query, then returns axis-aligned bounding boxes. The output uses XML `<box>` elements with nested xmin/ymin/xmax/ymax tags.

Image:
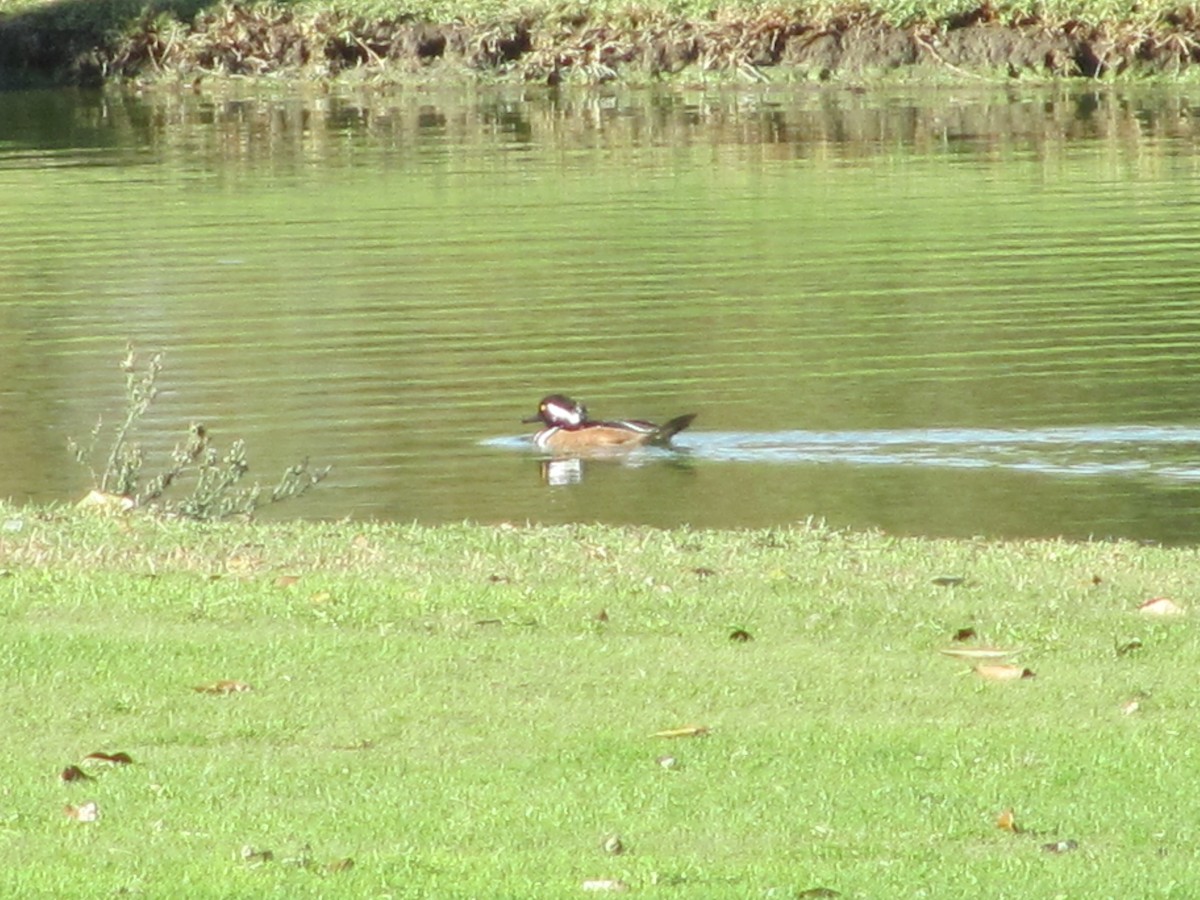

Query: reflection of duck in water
<box><xmin>523</xmin><ymin>394</ymin><xmax>696</xmax><ymax>453</ymax></box>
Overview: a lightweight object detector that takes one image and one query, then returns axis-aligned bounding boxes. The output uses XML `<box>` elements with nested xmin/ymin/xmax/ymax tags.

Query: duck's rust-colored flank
<box><xmin>523</xmin><ymin>394</ymin><xmax>695</xmax><ymax>453</ymax></box>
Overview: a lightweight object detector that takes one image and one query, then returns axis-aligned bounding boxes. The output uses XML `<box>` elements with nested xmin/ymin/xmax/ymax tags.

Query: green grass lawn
<box><xmin>2</xmin><ymin>504</ymin><xmax>1198</xmax><ymax>896</ymax></box>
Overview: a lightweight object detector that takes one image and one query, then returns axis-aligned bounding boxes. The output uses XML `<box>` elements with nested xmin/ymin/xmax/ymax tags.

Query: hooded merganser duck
<box><xmin>523</xmin><ymin>394</ymin><xmax>696</xmax><ymax>453</ymax></box>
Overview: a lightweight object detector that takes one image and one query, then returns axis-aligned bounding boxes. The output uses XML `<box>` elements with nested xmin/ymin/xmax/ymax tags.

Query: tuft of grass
<box><xmin>4</xmin><ymin>0</ymin><xmax>1200</xmax><ymax>84</ymax></box>
<box><xmin>0</xmin><ymin>0</ymin><xmax>1192</xmax><ymax>29</ymax></box>
<box><xmin>68</xmin><ymin>346</ymin><xmax>328</xmax><ymax>521</ymax></box>
<box><xmin>1</xmin><ymin>507</ymin><xmax>1199</xmax><ymax>895</ymax></box>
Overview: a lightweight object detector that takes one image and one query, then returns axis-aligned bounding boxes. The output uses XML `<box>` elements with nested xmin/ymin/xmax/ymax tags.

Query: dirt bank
<box><xmin>2</xmin><ymin>2</ymin><xmax>1199</xmax><ymax>85</ymax></box>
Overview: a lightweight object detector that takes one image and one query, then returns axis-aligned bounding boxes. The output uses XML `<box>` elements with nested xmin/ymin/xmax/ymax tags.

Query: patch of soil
<box><xmin>783</xmin><ymin>22</ymin><xmax>918</xmax><ymax>79</ymax></box>
<box><xmin>1</xmin><ymin>3</ymin><xmax>1199</xmax><ymax>85</ymax></box>
<box><xmin>928</xmin><ymin>23</ymin><xmax>1077</xmax><ymax>76</ymax></box>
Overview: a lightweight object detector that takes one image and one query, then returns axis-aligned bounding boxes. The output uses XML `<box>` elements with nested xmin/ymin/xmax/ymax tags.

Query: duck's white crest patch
<box><xmin>545</xmin><ymin>399</ymin><xmax>583</xmax><ymax>426</ymax></box>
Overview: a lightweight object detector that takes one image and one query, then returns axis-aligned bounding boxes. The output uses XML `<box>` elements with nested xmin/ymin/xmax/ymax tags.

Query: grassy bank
<box><xmin>1</xmin><ymin>0</ymin><xmax>1200</xmax><ymax>85</ymax></box>
<box><xmin>2</xmin><ymin>503</ymin><xmax>1199</xmax><ymax>896</ymax></box>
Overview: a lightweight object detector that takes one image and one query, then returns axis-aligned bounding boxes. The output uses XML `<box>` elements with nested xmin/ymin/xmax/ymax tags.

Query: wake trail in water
<box><xmin>485</xmin><ymin>425</ymin><xmax>1200</xmax><ymax>481</ymax></box>
<box><xmin>680</xmin><ymin>425</ymin><xmax>1200</xmax><ymax>480</ymax></box>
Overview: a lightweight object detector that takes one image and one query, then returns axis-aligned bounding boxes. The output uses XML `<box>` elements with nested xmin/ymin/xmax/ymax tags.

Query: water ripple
<box><xmin>488</xmin><ymin>426</ymin><xmax>1200</xmax><ymax>481</ymax></box>
<box><xmin>685</xmin><ymin>426</ymin><xmax>1200</xmax><ymax>480</ymax></box>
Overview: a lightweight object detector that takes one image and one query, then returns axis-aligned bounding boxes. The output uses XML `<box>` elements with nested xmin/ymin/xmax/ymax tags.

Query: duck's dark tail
<box><xmin>653</xmin><ymin>413</ymin><xmax>697</xmax><ymax>444</ymax></box>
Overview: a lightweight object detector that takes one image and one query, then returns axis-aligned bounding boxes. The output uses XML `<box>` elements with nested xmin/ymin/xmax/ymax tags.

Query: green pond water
<box><xmin>2</xmin><ymin>84</ymin><xmax>1200</xmax><ymax>541</ymax></box>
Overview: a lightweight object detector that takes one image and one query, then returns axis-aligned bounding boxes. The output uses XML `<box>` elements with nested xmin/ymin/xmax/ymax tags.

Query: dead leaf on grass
<box><xmin>797</xmin><ymin>889</ymin><xmax>841</xmax><ymax>899</ymax></box>
<box><xmin>332</xmin><ymin>740</ymin><xmax>375</xmax><ymax>751</ymax></box>
<box><xmin>76</xmin><ymin>490</ymin><xmax>135</xmax><ymax>513</ymax></box>
<box><xmin>326</xmin><ymin>858</ymin><xmax>355</xmax><ymax>873</ymax></box>
<box><xmin>274</xmin><ymin>575</ymin><xmax>300</xmax><ymax>588</ymax></box>
<box><xmin>1042</xmin><ymin>839</ymin><xmax>1079</xmax><ymax>854</ymax></box>
<box><xmin>582</xmin><ymin>879</ymin><xmax>630</xmax><ymax>893</ymax></box>
<box><xmin>64</xmin><ymin>801</ymin><xmax>100</xmax><ymax>822</ymax></box>
<box><xmin>932</xmin><ymin>576</ymin><xmax>965</xmax><ymax>587</ymax></box>
<box><xmin>951</xmin><ymin>627</ymin><xmax>977</xmax><ymax>642</ymax></box>
<box><xmin>1139</xmin><ymin>597</ymin><xmax>1184</xmax><ymax>616</ymax></box>
<box><xmin>940</xmin><ymin>647</ymin><xmax>1022</xmax><ymax>662</ymax></box>
<box><xmin>1118</xmin><ymin>696</ymin><xmax>1147</xmax><ymax>720</ymax></box>
<box><xmin>194</xmin><ymin>680</ymin><xmax>253</xmax><ymax>695</ymax></box>
<box><xmin>241</xmin><ymin>845</ymin><xmax>274</xmax><ymax>866</ymax></box>
<box><xmin>653</xmin><ymin>725</ymin><xmax>710</xmax><ymax>739</ymax></box>
<box><xmin>1115</xmin><ymin>638</ymin><xmax>1143</xmax><ymax>657</ymax></box>
<box><xmin>996</xmin><ymin>808</ymin><xmax>1021</xmax><ymax>833</ymax></box>
<box><xmin>975</xmin><ymin>665</ymin><xmax>1035</xmax><ymax>681</ymax></box>
<box><xmin>60</xmin><ymin>766</ymin><xmax>91</xmax><ymax>782</ymax></box>
<box><xmin>729</xmin><ymin>629</ymin><xmax>753</xmax><ymax>642</ymax></box>
<box><xmin>82</xmin><ymin>751</ymin><xmax>133</xmax><ymax>766</ymax></box>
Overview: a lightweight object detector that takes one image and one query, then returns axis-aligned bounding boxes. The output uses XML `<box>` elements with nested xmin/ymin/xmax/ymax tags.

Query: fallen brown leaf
<box><xmin>940</xmin><ymin>647</ymin><xmax>1022</xmax><ymax>662</ymax></box>
<box><xmin>653</xmin><ymin>725</ymin><xmax>710</xmax><ymax>739</ymax></box>
<box><xmin>1042</xmin><ymin>839</ymin><xmax>1079</xmax><ymax>854</ymax></box>
<box><xmin>996</xmin><ymin>808</ymin><xmax>1020</xmax><ymax>833</ymax></box>
<box><xmin>274</xmin><ymin>575</ymin><xmax>300</xmax><ymax>588</ymax></box>
<box><xmin>1139</xmin><ymin>597</ymin><xmax>1183</xmax><ymax>616</ymax></box>
<box><xmin>332</xmin><ymin>740</ymin><xmax>375</xmax><ymax>751</ymax></box>
<box><xmin>326</xmin><ymin>858</ymin><xmax>355</xmax><ymax>873</ymax></box>
<box><xmin>1119</xmin><ymin>689</ymin><xmax>1150</xmax><ymax>714</ymax></box>
<box><xmin>241</xmin><ymin>845</ymin><xmax>274</xmax><ymax>865</ymax></box>
<box><xmin>729</xmin><ymin>629</ymin><xmax>753</xmax><ymax>642</ymax></box>
<box><xmin>64</xmin><ymin>801</ymin><xmax>100</xmax><ymax>822</ymax></box>
<box><xmin>76</xmin><ymin>490</ymin><xmax>135</xmax><ymax>513</ymax></box>
<box><xmin>951</xmin><ymin>627</ymin><xmax>977</xmax><ymax>642</ymax></box>
<box><xmin>582</xmin><ymin>880</ymin><xmax>630</xmax><ymax>893</ymax></box>
<box><xmin>60</xmin><ymin>766</ymin><xmax>91</xmax><ymax>782</ymax></box>
<box><xmin>975</xmin><ymin>665</ymin><xmax>1035</xmax><ymax>681</ymax></box>
<box><xmin>932</xmin><ymin>576</ymin><xmax>965</xmax><ymax>587</ymax></box>
<box><xmin>1115</xmin><ymin>638</ymin><xmax>1143</xmax><ymax>657</ymax></box>
<box><xmin>194</xmin><ymin>680</ymin><xmax>252</xmax><ymax>695</ymax></box>
<box><xmin>82</xmin><ymin>751</ymin><xmax>133</xmax><ymax>766</ymax></box>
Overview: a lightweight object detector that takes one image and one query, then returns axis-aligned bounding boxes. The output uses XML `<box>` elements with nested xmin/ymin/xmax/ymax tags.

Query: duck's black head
<box><xmin>523</xmin><ymin>394</ymin><xmax>588</xmax><ymax>428</ymax></box>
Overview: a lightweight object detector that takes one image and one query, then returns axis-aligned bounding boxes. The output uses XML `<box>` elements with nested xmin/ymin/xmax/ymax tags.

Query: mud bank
<box><xmin>2</xmin><ymin>3</ymin><xmax>1200</xmax><ymax>85</ymax></box>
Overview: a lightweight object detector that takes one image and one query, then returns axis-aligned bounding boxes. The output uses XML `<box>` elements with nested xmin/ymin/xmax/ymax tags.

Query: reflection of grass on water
<box><xmin>1</xmin><ymin>509</ymin><xmax>1196</xmax><ymax>895</ymax></box>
